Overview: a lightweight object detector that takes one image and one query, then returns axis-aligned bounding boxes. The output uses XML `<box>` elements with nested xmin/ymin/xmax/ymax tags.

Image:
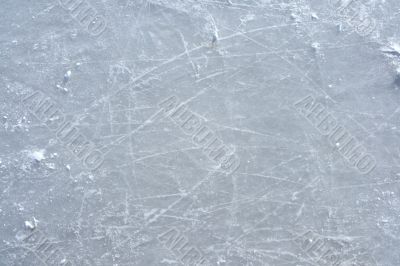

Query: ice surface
<box><xmin>1</xmin><ymin>0</ymin><xmax>400</xmax><ymax>265</ymax></box>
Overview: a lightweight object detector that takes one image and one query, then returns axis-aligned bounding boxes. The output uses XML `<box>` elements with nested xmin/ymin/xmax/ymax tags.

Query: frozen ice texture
<box><xmin>1</xmin><ymin>0</ymin><xmax>400</xmax><ymax>265</ymax></box>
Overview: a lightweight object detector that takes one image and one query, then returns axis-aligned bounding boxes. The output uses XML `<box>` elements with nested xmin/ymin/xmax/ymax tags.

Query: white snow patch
<box><xmin>29</xmin><ymin>149</ymin><xmax>46</xmax><ymax>162</ymax></box>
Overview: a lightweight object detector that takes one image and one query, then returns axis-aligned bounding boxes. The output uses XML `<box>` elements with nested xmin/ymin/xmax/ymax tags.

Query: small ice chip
<box><xmin>24</xmin><ymin>220</ymin><xmax>35</xmax><ymax>230</ymax></box>
<box><xmin>211</xmin><ymin>34</ymin><xmax>218</xmax><ymax>46</ymax></box>
<box><xmin>64</xmin><ymin>70</ymin><xmax>72</xmax><ymax>81</ymax></box>
<box><xmin>390</xmin><ymin>42</ymin><xmax>400</xmax><ymax>54</ymax></box>
<box><xmin>311</xmin><ymin>42</ymin><xmax>320</xmax><ymax>51</ymax></box>
<box><xmin>56</xmin><ymin>84</ymin><xmax>69</xmax><ymax>93</ymax></box>
<box><xmin>337</xmin><ymin>24</ymin><xmax>343</xmax><ymax>32</ymax></box>
<box><xmin>29</xmin><ymin>149</ymin><xmax>46</xmax><ymax>162</ymax></box>
<box><xmin>311</xmin><ymin>12</ymin><xmax>319</xmax><ymax>20</ymax></box>
<box><xmin>63</xmin><ymin>70</ymin><xmax>72</xmax><ymax>84</ymax></box>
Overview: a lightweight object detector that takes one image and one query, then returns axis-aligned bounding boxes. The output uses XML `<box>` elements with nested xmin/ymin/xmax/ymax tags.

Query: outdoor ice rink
<box><xmin>1</xmin><ymin>0</ymin><xmax>400</xmax><ymax>265</ymax></box>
